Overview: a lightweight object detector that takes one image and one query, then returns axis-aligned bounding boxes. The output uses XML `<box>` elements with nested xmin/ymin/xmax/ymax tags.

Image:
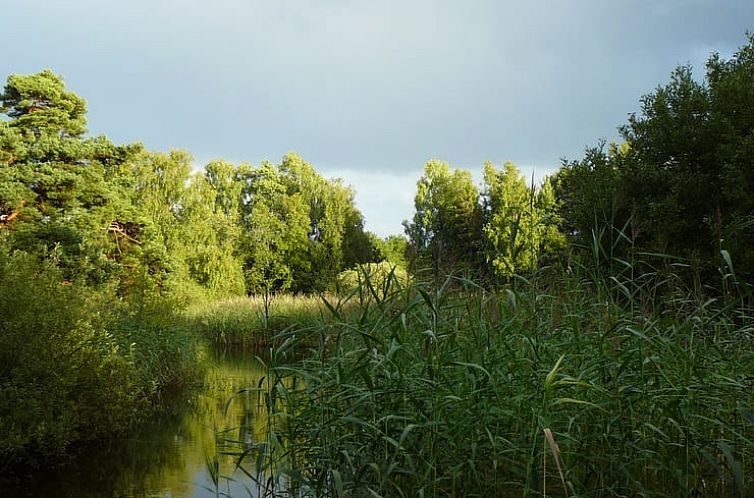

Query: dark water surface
<box><xmin>8</xmin><ymin>348</ymin><xmax>270</xmax><ymax>498</ymax></box>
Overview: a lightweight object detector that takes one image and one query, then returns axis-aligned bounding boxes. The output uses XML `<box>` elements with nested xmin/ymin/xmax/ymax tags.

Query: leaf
<box><xmin>739</xmin><ymin>407</ymin><xmax>754</xmax><ymax>427</ymax></box>
<box><xmin>720</xmin><ymin>249</ymin><xmax>735</xmax><ymax>275</ymax></box>
<box><xmin>331</xmin><ymin>469</ymin><xmax>345</xmax><ymax>497</ymax></box>
<box><xmin>543</xmin><ymin>428</ymin><xmax>569</xmax><ymax>497</ymax></box>
<box><xmin>451</xmin><ymin>361</ymin><xmax>492</xmax><ymax>380</ymax></box>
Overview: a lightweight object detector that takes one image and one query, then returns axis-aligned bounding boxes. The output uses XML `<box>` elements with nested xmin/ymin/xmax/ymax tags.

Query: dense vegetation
<box><xmin>0</xmin><ymin>69</ymin><xmax>397</xmax><ymax>467</ymax></box>
<box><xmin>219</xmin><ymin>35</ymin><xmax>754</xmax><ymax>497</ymax></box>
<box><xmin>231</xmin><ymin>266</ymin><xmax>754</xmax><ymax>497</ymax></box>
<box><xmin>1</xmin><ymin>33</ymin><xmax>753</xmax><ymax>497</ymax></box>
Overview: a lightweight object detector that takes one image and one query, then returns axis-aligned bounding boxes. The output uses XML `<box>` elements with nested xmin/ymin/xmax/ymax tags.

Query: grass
<box><xmin>212</xmin><ymin>260</ymin><xmax>754</xmax><ymax>497</ymax></box>
<box><xmin>185</xmin><ymin>294</ymin><xmax>334</xmax><ymax>347</ymax></box>
<box><xmin>185</xmin><ymin>269</ymin><xmax>407</xmax><ymax>348</ymax></box>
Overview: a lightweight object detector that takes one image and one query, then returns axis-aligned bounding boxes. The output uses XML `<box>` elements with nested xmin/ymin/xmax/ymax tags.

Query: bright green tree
<box><xmin>482</xmin><ymin>161</ymin><xmax>531</xmax><ymax>278</ymax></box>
<box><xmin>482</xmin><ymin>161</ymin><xmax>563</xmax><ymax>280</ymax></box>
<box><xmin>278</xmin><ymin>153</ymin><xmax>366</xmax><ymax>292</ymax></box>
<box><xmin>405</xmin><ymin>160</ymin><xmax>483</xmax><ymax>279</ymax></box>
<box><xmin>1</xmin><ymin>69</ymin><xmax>87</xmax><ymax>138</ymax></box>
<box><xmin>373</xmin><ymin>234</ymin><xmax>409</xmax><ymax>269</ymax></box>
<box><xmin>180</xmin><ymin>173</ymin><xmax>245</xmax><ymax>296</ymax></box>
<box><xmin>238</xmin><ymin>161</ymin><xmax>301</xmax><ymax>294</ymax></box>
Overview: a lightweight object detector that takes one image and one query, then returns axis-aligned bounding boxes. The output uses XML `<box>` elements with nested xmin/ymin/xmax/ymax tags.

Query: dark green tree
<box><xmin>0</xmin><ymin>70</ymin><xmax>141</xmax><ymax>283</ymax></box>
<box><xmin>557</xmin><ymin>34</ymin><xmax>754</xmax><ymax>281</ymax></box>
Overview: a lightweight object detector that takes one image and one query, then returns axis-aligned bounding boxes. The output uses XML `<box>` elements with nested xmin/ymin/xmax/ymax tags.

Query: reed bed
<box><xmin>216</xmin><ymin>263</ymin><xmax>754</xmax><ymax>497</ymax></box>
<box><xmin>186</xmin><ymin>268</ymin><xmax>407</xmax><ymax>348</ymax></box>
<box><xmin>186</xmin><ymin>293</ymin><xmax>358</xmax><ymax>347</ymax></box>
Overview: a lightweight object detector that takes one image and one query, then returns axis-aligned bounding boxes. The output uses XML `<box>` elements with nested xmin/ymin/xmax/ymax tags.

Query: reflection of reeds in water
<box><xmin>203</xmin><ymin>349</ymin><xmax>298</xmax><ymax>497</ymax></box>
<box><xmin>203</xmin><ymin>445</ymin><xmax>220</xmax><ymax>497</ymax></box>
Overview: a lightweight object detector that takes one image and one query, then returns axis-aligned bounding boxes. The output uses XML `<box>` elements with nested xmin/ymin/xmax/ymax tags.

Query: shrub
<box><xmin>0</xmin><ymin>247</ymin><xmax>137</xmax><ymax>464</ymax></box>
<box><xmin>334</xmin><ymin>262</ymin><xmax>408</xmax><ymax>296</ymax></box>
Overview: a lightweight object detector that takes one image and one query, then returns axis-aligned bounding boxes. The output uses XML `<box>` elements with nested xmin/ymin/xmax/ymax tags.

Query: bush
<box><xmin>0</xmin><ymin>247</ymin><xmax>138</xmax><ymax>464</ymax></box>
<box><xmin>0</xmin><ymin>241</ymin><xmax>203</xmax><ymax>466</ymax></box>
<box><xmin>334</xmin><ymin>262</ymin><xmax>408</xmax><ymax>296</ymax></box>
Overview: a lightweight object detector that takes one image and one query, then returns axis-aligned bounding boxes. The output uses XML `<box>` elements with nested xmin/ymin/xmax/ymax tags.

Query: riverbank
<box><xmin>4</xmin><ymin>262</ymin><xmax>754</xmax><ymax>497</ymax></box>
<box><xmin>0</xmin><ymin>248</ymin><xmax>205</xmax><ymax>469</ymax></box>
<box><xmin>1</xmin><ymin>348</ymin><xmax>270</xmax><ymax>498</ymax></box>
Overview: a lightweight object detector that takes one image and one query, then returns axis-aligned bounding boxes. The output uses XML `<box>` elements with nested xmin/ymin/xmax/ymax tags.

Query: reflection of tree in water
<box><xmin>209</xmin><ymin>350</ymin><xmax>288</xmax><ymax>494</ymax></box>
<box><xmin>7</xmin><ymin>399</ymin><xmax>195</xmax><ymax>497</ymax></box>
<box><xmin>7</xmin><ymin>348</ymin><xmax>271</xmax><ymax>498</ymax></box>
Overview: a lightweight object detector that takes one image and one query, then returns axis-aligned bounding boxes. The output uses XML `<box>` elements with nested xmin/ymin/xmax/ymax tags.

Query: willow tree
<box><xmin>115</xmin><ymin>150</ymin><xmax>247</xmax><ymax>297</ymax></box>
<box><xmin>180</xmin><ymin>174</ymin><xmax>245</xmax><ymax>297</ymax></box>
<box><xmin>237</xmin><ymin>161</ymin><xmax>309</xmax><ymax>295</ymax></box>
<box><xmin>279</xmin><ymin>153</ymin><xmax>367</xmax><ymax>292</ymax></box>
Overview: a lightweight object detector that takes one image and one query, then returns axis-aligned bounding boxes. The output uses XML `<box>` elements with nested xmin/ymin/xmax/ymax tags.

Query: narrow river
<box><xmin>12</xmin><ymin>348</ymin><xmax>271</xmax><ymax>498</ymax></box>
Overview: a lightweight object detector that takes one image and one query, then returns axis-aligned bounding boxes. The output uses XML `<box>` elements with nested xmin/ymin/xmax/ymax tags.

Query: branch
<box><xmin>0</xmin><ymin>200</ymin><xmax>27</xmax><ymax>229</ymax></box>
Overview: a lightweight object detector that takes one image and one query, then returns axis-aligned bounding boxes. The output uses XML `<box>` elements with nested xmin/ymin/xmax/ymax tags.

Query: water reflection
<box><xmin>7</xmin><ymin>348</ymin><xmax>271</xmax><ymax>498</ymax></box>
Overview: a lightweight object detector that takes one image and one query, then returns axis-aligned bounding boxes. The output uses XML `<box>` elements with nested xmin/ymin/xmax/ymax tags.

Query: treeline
<box><xmin>404</xmin><ymin>159</ymin><xmax>563</xmax><ymax>284</ymax></box>
<box><xmin>406</xmin><ymin>35</ymin><xmax>754</xmax><ymax>288</ymax></box>
<box><xmin>4</xmin><ymin>35</ymin><xmax>754</xmax><ymax>297</ymax></box>
<box><xmin>0</xmin><ymin>70</ymin><xmax>404</xmax><ymax>300</ymax></box>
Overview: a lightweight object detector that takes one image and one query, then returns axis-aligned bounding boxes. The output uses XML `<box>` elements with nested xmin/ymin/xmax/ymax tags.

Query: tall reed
<box><xmin>222</xmin><ymin>259</ymin><xmax>754</xmax><ymax>497</ymax></box>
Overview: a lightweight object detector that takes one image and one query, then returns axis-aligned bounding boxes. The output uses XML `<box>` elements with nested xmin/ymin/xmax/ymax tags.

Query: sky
<box><xmin>1</xmin><ymin>1</ymin><xmax>752</xmax><ymax>236</ymax></box>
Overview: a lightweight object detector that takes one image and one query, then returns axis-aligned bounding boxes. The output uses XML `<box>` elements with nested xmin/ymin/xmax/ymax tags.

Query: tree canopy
<box><xmin>555</xmin><ymin>34</ymin><xmax>754</xmax><ymax>280</ymax></box>
<box><xmin>0</xmin><ymin>71</ymin><xmax>378</xmax><ymax>297</ymax></box>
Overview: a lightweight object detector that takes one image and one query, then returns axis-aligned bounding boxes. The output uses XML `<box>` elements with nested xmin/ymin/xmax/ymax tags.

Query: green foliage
<box><xmin>405</xmin><ymin>160</ymin><xmax>483</xmax><ymax>278</ymax></box>
<box><xmin>1</xmin><ymin>69</ymin><xmax>87</xmax><ymax>138</ymax></box>
<box><xmin>6</xmin><ymin>33</ymin><xmax>754</xmax><ymax>490</ymax></box>
<box><xmin>0</xmin><ymin>244</ymin><xmax>134</xmax><ymax>462</ymax></box>
<box><xmin>335</xmin><ymin>261</ymin><xmax>409</xmax><ymax>295</ymax></box>
<box><xmin>557</xmin><ymin>35</ymin><xmax>754</xmax><ymax>282</ymax></box>
<box><xmin>0</xmin><ymin>71</ymin><xmax>144</xmax><ymax>284</ymax></box>
<box><xmin>110</xmin><ymin>290</ymin><xmax>204</xmax><ymax>401</ymax></box>
<box><xmin>0</xmin><ymin>71</ymin><xmax>210</xmax><ymax>465</ymax></box>
<box><xmin>404</xmin><ymin>159</ymin><xmax>564</xmax><ymax>285</ymax></box>
<box><xmin>0</xmin><ymin>241</ymin><xmax>204</xmax><ymax>465</ymax></box>
<box><xmin>482</xmin><ymin>161</ymin><xmax>564</xmax><ymax>280</ymax></box>
<box><xmin>114</xmin><ymin>150</ymin><xmax>246</xmax><ymax>298</ymax></box>
<box><xmin>279</xmin><ymin>153</ymin><xmax>365</xmax><ymax>292</ymax></box>
<box><xmin>238</xmin><ymin>161</ymin><xmax>302</xmax><ymax>295</ymax></box>
<box><xmin>230</xmin><ymin>153</ymin><xmax>372</xmax><ymax>295</ymax></box>
<box><xmin>232</xmin><ymin>263</ymin><xmax>754</xmax><ymax>498</ymax></box>
<box><xmin>342</xmin><ymin>209</ymin><xmax>378</xmax><ymax>269</ymax></box>
<box><xmin>372</xmin><ymin>233</ymin><xmax>409</xmax><ymax>268</ymax></box>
